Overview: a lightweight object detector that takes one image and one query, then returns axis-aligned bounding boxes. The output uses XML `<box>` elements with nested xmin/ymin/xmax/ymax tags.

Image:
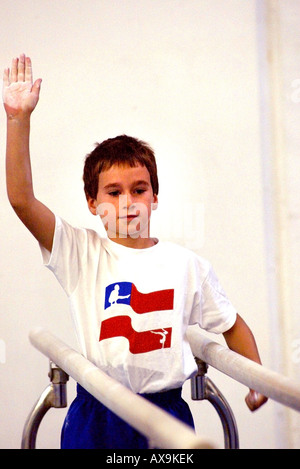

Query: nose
<box><xmin>120</xmin><ymin>193</ymin><xmax>135</xmax><ymax>210</ymax></box>
<box><xmin>121</xmin><ymin>192</ymin><xmax>133</xmax><ymax>208</ymax></box>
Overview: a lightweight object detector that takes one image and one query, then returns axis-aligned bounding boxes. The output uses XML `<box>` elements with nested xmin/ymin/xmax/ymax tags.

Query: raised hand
<box><xmin>3</xmin><ymin>54</ymin><xmax>42</xmax><ymax>119</ymax></box>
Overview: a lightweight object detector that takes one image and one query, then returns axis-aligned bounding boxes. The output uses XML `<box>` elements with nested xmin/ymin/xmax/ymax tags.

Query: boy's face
<box><xmin>88</xmin><ymin>163</ymin><xmax>158</xmax><ymax>247</ymax></box>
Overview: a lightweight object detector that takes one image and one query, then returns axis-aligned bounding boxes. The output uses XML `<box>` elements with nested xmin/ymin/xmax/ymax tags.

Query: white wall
<box><xmin>0</xmin><ymin>0</ymin><xmax>299</xmax><ymax>449</ymax></box>
<box><xmin>264</xmin><ymin>0</ymin><xmax>300</xmax><ymax>448</ymax></box>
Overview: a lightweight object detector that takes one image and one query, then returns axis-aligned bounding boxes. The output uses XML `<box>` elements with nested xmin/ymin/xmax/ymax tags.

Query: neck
<box><xmin>108</xmin><ymin>235</ymin><xmax>156</xmax><ymax>249</ymax></box>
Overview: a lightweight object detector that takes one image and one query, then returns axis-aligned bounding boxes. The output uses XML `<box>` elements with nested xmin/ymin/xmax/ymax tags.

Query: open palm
<box><xmin>3</xmin><ymin>54</ymin><xmax>41</xmax><ymax>118</ymax></box>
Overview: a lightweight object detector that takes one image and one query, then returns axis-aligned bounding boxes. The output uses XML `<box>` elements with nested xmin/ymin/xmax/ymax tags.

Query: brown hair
<box><xmin>83</xmin><ymin>135</ymin><xmax>159</xmax><ymax>200</ymax></box>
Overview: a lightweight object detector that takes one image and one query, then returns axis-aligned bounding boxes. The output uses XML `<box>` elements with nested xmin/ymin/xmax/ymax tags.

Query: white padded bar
<box><xmin>29</xmin><ymin>328</ymin><xmax>214</xmax><ymax>449</ymax></box>
<box><xmin>187</xmin><ymin>328</ymin><xmax>300</xmax><ymax>412</ymax></box>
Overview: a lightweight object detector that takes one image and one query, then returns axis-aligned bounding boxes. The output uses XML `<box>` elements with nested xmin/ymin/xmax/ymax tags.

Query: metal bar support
<box><xmin>191</xmin><ymin>358</ymin><xmax>239</xmax><ymax>449</ymax></box>
<box><xmin>21</xmin><ymin>361</ymin><xmax>69</xmax><ymax>449</ymax></box>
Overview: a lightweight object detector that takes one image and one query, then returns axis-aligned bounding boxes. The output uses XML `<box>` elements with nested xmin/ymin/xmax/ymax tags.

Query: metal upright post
<box><xmin>21</xmin><ymin>361</ymin><xmax>69</xmax><ymax>449</ymax></box>
<box><xmin>191</xmin><ymin>358</ymin><xmax>239</xmax><ymax>449</ymax></box>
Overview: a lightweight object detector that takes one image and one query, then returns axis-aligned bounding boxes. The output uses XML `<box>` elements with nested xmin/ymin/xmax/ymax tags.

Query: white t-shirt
<box><xmin>41</xmin><ymin>216</ymin><xmax>237</xmax><ymax>393</ymax></box>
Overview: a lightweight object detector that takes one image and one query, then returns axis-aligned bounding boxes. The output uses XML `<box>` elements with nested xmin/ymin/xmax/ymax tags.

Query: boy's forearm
<box><xmin>6</xmin><ymin>115</ymin><xmax>35</xmax><ymax>209</ymax></box>
<box><xmin>223</xmin><ymin>313</ymin><xmax>262</xmax><ymax>365</ymax></box>
<box><xmin>223</xmin><ymin>314</ymin><xmax>268</xmax><ymax>411</ymax></box>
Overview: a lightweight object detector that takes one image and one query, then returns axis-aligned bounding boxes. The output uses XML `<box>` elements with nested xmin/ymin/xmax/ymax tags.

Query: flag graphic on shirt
<box><xmin>99</xmin><ymin>315</ymin><xmax>172</xmax><ymax>354</ymax></box>
<box><xmin>100</xmin><ymin>282</ymin><xmax>174</xmax><ymax>354</ymax></box>
<box><xmin>104</xmin><ymin>282</ymin><xmax>174</xmax><ymax>314</ymax></box>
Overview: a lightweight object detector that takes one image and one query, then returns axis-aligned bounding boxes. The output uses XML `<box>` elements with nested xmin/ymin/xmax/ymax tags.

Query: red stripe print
<box><xmin>99</xmin><ymin>315</ymin><xmax>172</xmax><ymax>354</ymax></box>
<box><xmin>130</xmin><ymin>283</ymin><xmax>174</xmax><ymax>314</ymax></box>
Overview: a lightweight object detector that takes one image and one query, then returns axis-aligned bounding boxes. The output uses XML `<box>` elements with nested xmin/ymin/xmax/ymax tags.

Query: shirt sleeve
<box><xmin>39</xmin><ymin>215</ymin><xmax>85</xmax><ymax>296</ymax></box>
<box><xmin>190</xmin><ymin>264</ymin><xmax>237</xmax><ymax>334</ymax></box>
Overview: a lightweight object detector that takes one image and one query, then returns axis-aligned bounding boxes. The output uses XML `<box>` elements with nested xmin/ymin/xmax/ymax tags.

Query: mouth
<box><xmin>119</xmin><ymin>214</ymin><xmax>139</xmax><ymax>221</ymax></box>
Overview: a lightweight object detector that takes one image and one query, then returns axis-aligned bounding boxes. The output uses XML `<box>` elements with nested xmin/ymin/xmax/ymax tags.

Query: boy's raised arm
<box><xmin>3</xmin><ymin>54</ymin><xmax>55</xmax><ymax>252</ymax></box>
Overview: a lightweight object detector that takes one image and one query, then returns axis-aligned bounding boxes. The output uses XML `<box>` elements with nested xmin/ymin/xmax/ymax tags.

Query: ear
<box><xmin>87</xmin><ymin>197</ymin><xmax>98</xmax><ymax>216</ymax></box>
<box><xmin>152</xmin><ymin>194</ymin><xmax>158</xmax><ymax>211</ymax></box>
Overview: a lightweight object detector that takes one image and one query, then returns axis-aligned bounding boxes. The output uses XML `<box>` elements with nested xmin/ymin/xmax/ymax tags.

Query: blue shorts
<box><xmin>61</xmin><ymin>383</ymin><xmax>195</xmax><ymax>449</ymax></box>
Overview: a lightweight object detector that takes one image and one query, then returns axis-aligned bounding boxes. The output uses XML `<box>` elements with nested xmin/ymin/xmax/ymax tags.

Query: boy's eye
<box><xmin>107</xmin><ymin>187</ymin><xmax>147</xmax><ymax>197</ymax></box>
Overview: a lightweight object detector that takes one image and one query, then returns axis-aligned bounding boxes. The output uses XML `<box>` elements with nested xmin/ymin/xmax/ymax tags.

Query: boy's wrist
<box><xmin>6</xmin><ymin>113</ymin><xmax>31</xmax><ymax>124</ymax></box>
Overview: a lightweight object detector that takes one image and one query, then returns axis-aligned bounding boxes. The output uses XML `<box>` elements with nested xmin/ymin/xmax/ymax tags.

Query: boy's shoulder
<box><xmin>54</xmin><ymin>215</ymin><xmax>106</xmax><ymax>252</ymax></box>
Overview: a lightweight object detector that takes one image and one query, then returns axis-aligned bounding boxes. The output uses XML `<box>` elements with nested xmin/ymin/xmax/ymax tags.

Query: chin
<box><xmin>118</xmin><ymin>219</ymin><xmax>149</xmax><ymax>239</ymax></box>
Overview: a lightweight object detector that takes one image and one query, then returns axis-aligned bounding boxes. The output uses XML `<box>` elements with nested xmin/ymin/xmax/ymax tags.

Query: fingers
<box><xmin>18</xmin><ymin>54</ymin><xmax>25</xmax><ymax>81</ymax></box>
<box><xmin>245</xmin><ymin>390</ymin><xmax>268</xmax><ymax>412</ymax></box>
<box><xmin>245</xmin><ymin>390</ymin><xmax>259</xmax><ymax>411</ymax></box>
<box><xmin>11</xmin><ymin>57</ymin><xmax>18</xmax><ymax>82</ymax></box>
<box><xmin>5</xmin><ymin>54</ymin><xmax>33</xmax><ymax>84</ymax></box>
<box><xmin>3</xmin><ymin>68</ymin><xmax>10</xmax><ymax>87</ymax></box>
<box><xmin>25</xmin><ymin>56</ymin><xmax>33</xmax><ymax>83</ymax></box>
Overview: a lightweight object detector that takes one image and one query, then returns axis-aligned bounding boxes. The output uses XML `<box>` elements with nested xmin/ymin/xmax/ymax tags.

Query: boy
<box><xmin>3</xmin><ymin>55</ymin><xmax>267</xmax><ymax>449</ymax></box>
